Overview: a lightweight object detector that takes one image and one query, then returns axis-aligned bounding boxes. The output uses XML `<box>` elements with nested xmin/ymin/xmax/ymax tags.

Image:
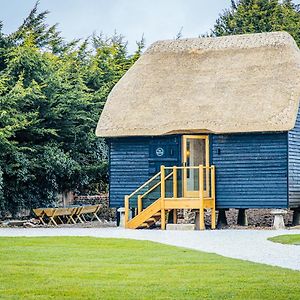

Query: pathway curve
<box><xmin>0</xmin><ymin>227</ymin><xmax>299</xmax><ymax>271</ymax></box>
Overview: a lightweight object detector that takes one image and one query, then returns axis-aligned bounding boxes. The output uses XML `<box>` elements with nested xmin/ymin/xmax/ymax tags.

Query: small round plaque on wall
<box><xmin>155</xmin><ymin>147</ymin><xmax>164</xmax><ymax>157</ymax></box>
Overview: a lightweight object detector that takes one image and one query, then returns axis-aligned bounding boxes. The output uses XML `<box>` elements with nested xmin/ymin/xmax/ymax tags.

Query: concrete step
<box><xmin>166</xmin><ymin>224</ymin><xmax>195</xmax><ymax>231</ymax></box>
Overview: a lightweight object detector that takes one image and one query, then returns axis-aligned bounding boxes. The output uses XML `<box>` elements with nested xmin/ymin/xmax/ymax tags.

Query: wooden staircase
<box><xmin>124</xmin><ymin>165</ymin><xmax>216</xmax><ymax>230</ymax></box>
<box><xmin>136</xmin><ymin>213</ymin><xmax>162</xmax><ymax>229</ymax></box>
<box><xmin>127</xmin><ymin>198</ymin><xmax>162</xmax><ymax>229</ymax></box>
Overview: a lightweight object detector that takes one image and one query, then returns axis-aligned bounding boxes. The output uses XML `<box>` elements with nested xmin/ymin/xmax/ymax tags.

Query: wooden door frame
<box><xmin>182</xmin><ymin>135</ymin><xmax>210</xmax><ymax>197</ymax></box>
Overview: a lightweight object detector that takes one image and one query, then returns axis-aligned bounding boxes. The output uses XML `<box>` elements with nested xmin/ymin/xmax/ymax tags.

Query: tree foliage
<box><xmin>211</xmin><ymin>0</ymin><xmax>300</xmax><ymax>46</ymax></box>
<box><xmin>0</xmin><ymin>3</ymin><xmax>143</xmax><ymax>216</ymax></box>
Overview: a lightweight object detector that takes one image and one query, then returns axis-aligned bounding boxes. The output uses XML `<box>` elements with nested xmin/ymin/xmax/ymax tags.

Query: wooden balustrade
<box><xmin>124</xmin><ymin>165</ymin><xmax>216</xmax><ymax>230</ymax></box>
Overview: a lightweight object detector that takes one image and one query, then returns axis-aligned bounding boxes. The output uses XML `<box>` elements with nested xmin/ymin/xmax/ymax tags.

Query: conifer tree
<box><xmin>0</xmin><ymin>3</ymin><xmax>143</xmax><ymax>216</ymax></box>
<box><xmin>211</xmin><ymin>0</ymin><xmax>300</xmax><ymax>46</ymax></box>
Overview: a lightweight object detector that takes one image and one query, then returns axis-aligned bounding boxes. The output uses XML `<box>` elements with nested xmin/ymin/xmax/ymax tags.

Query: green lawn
<box><xmin>268</xmin><ymin>234</ymin><xmax>300</xmax><ymax>245</ymax></box>
<box><xmin>0</xmin><ymin>237</ymin><xmax>300</xmax><ymax>299</ymax></box>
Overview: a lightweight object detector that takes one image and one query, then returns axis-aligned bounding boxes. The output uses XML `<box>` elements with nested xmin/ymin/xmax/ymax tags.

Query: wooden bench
<box><xmin>43</xmin><ymin>207</ymin><xmax>77</xmax><ymax>226</ymax></box>
<box><xmin>32</xmin><ymin>208</ymin><xmax>46</xmax><ymax>225</ymax></box>
<box><xmin>75</xmin><ymin>205</ymin><xmax>102</xmax><ymax>223</ymax></box>
<box><xmin>33</xmin><ymin>205</ymin><xmax>102</xmax><ymax>226</ymax></box>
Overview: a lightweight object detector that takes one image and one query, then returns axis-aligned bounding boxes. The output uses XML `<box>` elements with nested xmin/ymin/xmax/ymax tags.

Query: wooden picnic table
<box><xmin>33</xmin><ymin>204</ymin><xmax>102</xmax><ymax>226</ymax></box>
<box><xmin>32</xmin><ymin>208</ymin><xmax>46</xmax><ymax>225</ymax></box>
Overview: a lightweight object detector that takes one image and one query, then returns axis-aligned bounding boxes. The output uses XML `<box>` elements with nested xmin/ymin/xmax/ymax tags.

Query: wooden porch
<box><xmin>124</xmin><ymin>165</ymin><xmax>216</xmax><ymax>230</ymax></box>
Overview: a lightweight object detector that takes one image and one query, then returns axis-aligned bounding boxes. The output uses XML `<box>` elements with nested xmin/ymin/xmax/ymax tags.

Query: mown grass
<box><xmin>268</xmin><ymin>234</ymin><xmax>300</xmax><ymax>245</ymax></box>
<box><xmin>0</xmin><ymin>237</ymin><xmax>300</xmax><ymax>299</ymax></box>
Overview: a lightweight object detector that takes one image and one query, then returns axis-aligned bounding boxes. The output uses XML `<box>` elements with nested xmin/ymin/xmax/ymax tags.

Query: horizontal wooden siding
<box><xmin>212</xmin><ymin>133</ymin><xmax>288</xmax><ymax>208</ymax></box>
<box><xmin>109</xmin><ymin>138</ymin><xmax>149</xmax><ymax>208</ymax></box>
<box><xmin>109</xmin><ymin>136</ymin><xmax>181</xmax><ymax>207</ymax></box>
<box><xmin>288</xmin><ymin>105</ymin><xmax>300</xmax><ymax>208</ymax></box>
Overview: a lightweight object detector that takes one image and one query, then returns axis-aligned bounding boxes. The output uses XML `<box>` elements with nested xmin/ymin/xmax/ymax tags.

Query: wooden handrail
<box><xmin>128</xmin><ymin>166</ymin><xmax>214</xmax><ymax>199</ymax></box>
<box><xmin>137</xmin><ymin>170</ymin><xmax>173</xmax><ymax>216</ymax></box>
<box><xmin>141</xmin><ymin>172</ymin><xmax>173</xmax><ymax>198</ymax></box>
<box><xmin>125</xmin><ymin>165</ymin><xmax>216</xmax><ymax>230</ymax></box>
<box><xmin>126</xmin><ymin>169</ymin><xmax>172</xmax><ymax>222</ymax></box>
<box><xmin>128</xmin><ymin>171</ymin><xmax>161</xmax><ymax>198</ymax></box>
<box><xmin>164</xmin><ymin>166</ymin><xmax>213</xmax><ymax>170</ymax></box>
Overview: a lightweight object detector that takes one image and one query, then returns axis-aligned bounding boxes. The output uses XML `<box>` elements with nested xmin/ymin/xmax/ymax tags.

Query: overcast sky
<box><xmin>2</xmin><ymin>0</ymin><xmax>231</xmax><ymax>52</ymax></box>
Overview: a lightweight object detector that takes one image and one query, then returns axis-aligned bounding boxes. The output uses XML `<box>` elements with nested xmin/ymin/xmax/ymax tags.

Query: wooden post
<box><xmin>172</xmin><ymin>166</ymin><xmax>177</xmax><ymax>224</ymax></box>
<box><xmin>183</xmin><ymin>165</ymin><xmax>187</xmax><ymax>197</ymax></box>
<box><xmin>205</xmin><ymin>136</ymin><xmax>210</xmax><ymax>196</ymax></box>
<box><xmin>138</xmin><ymin>195</ymin><xmax>142</xmax><ymax>214</ymax></box>
<box><xmin>173</xmin><ymin>166</ymin><xmax>177</xmax><ymax>198</ymax></box>
<box><xmin>211</xmin><ymin>166</ymin><xmax>216</xmax><ymax>229</ymax></box>
<box><xmin>173</xmin><ymin>209</ymin><xmax>177</xmax><ymax>224</ymax></box>
<box><xmin>124</xmin><ymin>196</ymin><xmax>129</xmax><ymax>229</ymax></box>
<box><xmin>160</xmin><ymin>165</ymin><xmax>166</xmax><ymax>230</ymax></box>
<box><xmin>199</xmin><ymin>165</ymin><xmax>205</xmax><ymax>230</ymax></box>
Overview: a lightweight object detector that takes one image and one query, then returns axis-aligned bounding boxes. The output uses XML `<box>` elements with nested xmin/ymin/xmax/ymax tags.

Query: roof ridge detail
<box><xmin>146</xmin><ymin>32</ymin><xmax>297</xmax><ymax>53</ymax></box>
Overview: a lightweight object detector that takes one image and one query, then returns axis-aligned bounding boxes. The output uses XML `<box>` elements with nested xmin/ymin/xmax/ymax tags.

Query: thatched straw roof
<box><xmin>96</xmin><ymin>32</ymin><xmax>300</xmax><ymax>137</ymax></box>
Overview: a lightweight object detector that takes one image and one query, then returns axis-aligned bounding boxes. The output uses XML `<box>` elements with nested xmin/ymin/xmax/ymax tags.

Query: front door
<box><xmin>182</xmin><ymin>135</ymin><xmax>209</xmax><ymax>197</ymax></box>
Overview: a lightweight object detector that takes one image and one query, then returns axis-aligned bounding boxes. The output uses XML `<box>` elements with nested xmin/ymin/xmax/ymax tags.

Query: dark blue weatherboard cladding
<box><xmin>288</xmin><ymin>106</ymin><xmax>300</xmax><ymax>208</ymax></box>
<box><xmin>109</xmin><ymin>136</ymin><xmax>181</xmax><ymax>207</ymax></box>
<box><xmin>109</xmin><ymin>137</ymin><xmax>149</xmax><ymax>208</ymax></box>
<box><xmin>211</xmin><ymin>133</ymin><xmax>288</xmax><ymax>209</ymax></box>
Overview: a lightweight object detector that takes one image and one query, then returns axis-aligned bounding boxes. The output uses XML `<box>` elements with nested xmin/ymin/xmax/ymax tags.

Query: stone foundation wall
<box><xmin>178</xmin><ymin>208</ymin><xmax>294</xmax><ymax>228</ymax></box>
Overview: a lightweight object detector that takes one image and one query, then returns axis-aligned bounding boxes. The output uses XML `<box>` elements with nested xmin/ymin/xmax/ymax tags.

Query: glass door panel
<box><xmin>182</xmin><ymin>135</ymin><xmax>209</xmax><ymax>197</ymax></box>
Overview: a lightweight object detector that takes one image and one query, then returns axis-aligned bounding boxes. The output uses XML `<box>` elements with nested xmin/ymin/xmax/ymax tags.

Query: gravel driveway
<box><xmin>0</xmin><ymin>227</ymin><xmax>299</xmax><ymax>271</ymax></box>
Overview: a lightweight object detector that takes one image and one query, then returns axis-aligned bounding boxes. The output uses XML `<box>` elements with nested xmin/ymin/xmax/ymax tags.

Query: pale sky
<box><xmin>2</xmin><ymin>0</ymin><xmax>231</xmax><ymax>52</ymax></box>
<box><xmin>0</xmin><ymin>0</ymin><xmax>230</xmax><ymax>51</ymax></box>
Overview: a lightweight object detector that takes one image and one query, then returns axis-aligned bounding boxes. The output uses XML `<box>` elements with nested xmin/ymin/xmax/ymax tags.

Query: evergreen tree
<box><xmin>211</xmin><ymin>0</ymin><xmax>300</xmax><ymax>46</ymax></box>
<box><xmin>0</xmin><ymin>3</ymin><xmax>143</xmax><ymax>216</ymax></box>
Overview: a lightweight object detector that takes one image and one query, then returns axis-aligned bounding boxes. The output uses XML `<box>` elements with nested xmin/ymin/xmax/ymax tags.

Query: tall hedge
<box><xmin>0</xmin><ymin>3</ymin><xmax>143</xmax><ymax>216</ymax></box>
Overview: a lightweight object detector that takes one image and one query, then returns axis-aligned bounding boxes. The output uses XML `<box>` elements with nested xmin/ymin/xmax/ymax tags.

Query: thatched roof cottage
<box><xmin>96</xmin><ymin>32</ymin><xmax>300</xmax><ymax>229</ymax></box>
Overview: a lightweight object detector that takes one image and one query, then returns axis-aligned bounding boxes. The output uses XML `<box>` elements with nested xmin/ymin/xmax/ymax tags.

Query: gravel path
<box><xmin>0</xmin><ymin>227</ymin><xmax>299</xmax><ymax>271</ymax></box>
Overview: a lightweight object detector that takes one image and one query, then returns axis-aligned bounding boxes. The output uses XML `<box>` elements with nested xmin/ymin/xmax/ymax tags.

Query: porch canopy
<box><xmin>96</xmin><ymin>32</ymin><xmax>300</xmax><ymax>137</ymax></box>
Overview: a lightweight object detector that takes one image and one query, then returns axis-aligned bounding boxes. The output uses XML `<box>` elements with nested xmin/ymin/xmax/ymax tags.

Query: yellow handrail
<box><xmin>127</xmin><ymin>169</ymin><xmax>172</xmax><ymax>220</ymax></box>
<box><xmin>141</xmin><ymin>172</ymin><xmax>173</xmax><ymax>198</ymax></box>
<box><xmin>164</xmin><ymin>166</ymin><xmax>213</xmax><ymax>170</ymax></box>
<box><xmin>125</xmin><ymin>164</ymin><xmax>216</xmax><ymax>230</ymax></box>
<box><xmin>128</xmin><ymin>171</ymin><xmax>161</xmax><ymax>198</ymax></box>
<box><xmin>137</xmin><ymin>171</ymin><xmax>173</xmax><ymax>215</ymax></box>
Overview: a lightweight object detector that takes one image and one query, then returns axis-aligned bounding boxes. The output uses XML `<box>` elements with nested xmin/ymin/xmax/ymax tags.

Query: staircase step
<box><xmin>146</xmin><ymin>218</ymin><xmax>157</xmax><ymax>223</ymax></box>
<box><xmin>138</xmin><ymin>222</ymin><xmax>149</xmax><ymax>229</ymax></box>
<box><xmin>127</xmin><ymin>198</ymin><xmax>161</xmax><ymax>229</ymax></box>
<box><xmin>152</xmin><ymin>213</ymin><xmax>161</xmax><ymax>218</ymax></box>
